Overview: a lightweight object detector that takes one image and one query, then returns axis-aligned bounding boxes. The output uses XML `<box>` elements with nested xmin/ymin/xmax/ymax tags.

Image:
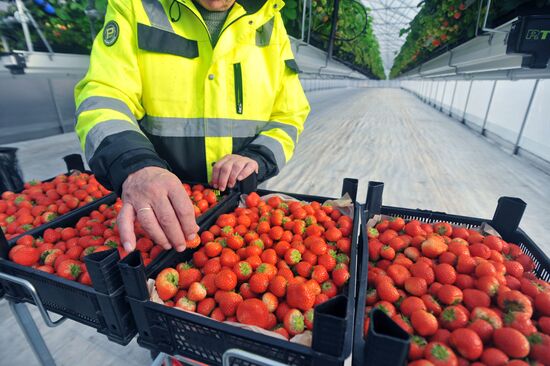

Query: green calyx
<box><xmin>105</xmin><ymin>240</ymin><xmax>118</xmax><ymax>249</ymax></box>
<box><xmin>239</xmin><ymin>262</ymin><xmax>252</xmax><ymax>276</ymax></box>
<box><xmin>441</xmin><ymin>308</ymin><xmax>456</xmax><ymax>322</ymax></box>
<box><xmin>290</xmin><ymin>313</ymin><xmax>305</xmax><ymax>332</ymax></box>
<box><xmin>431</xmin><ymin>344</ymin><xmax>449</xmax><ymax>360</ymax></box>
<box><xmin>527</xmin><ymin>332</ymin><xmax>543</xmax><ymax>345</ymax></box>
<box><xmin>412</xmin><ymin>335</ymin><xmax>427</xmax><ymax>346</ymax></box>
<box><xmin>290</xmin><ymin>250</ymin><xmax>301</xmax><ymax>263</ymax></box>
<box><xmin>166</xmin><ymin>273</ymin><xmax>178</xmax><ymax>287</ymax></box>
<box><xmin>70</xmin><ymin>264</ymin><xmax>82</xmax><ymax>279</ymax></box>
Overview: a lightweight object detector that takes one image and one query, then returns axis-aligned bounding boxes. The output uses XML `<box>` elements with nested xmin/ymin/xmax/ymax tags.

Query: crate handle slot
<box><xmin>341</xmin><ymin>178</ymin><xmax>358</xmax><ymax>201</ymax></box>
<box><xmin>365</xmin><ymin>181</ymin><xmax>384</xmax><ymax>217</ymax></box>
<box><xmin>236</xmin><ymin>173</ymin><xmax>258</xmax><ymax>195</ymax></box>
<box><xmin>222</xmin><ymin>348</ymin><xmax>288</xmax><ymax>366</ymax></box>
<box><xmin>491</xmin><ymin>197</ymin><xmax>526</xmax><ymax>239</ymax></box>
<box><xmin>0</xmin><ymin>272</ymin><xmax>66</xmax><ymax>327</ymax></box>
<box><xmin>62</xmin><ymin>154</ymin><xmax>86</xmax><ymax>173</ymax></box>
<box><xmin>118</xmin><ymin>251</ymin><xmax>149</xmax><ymax>300</ymax></box>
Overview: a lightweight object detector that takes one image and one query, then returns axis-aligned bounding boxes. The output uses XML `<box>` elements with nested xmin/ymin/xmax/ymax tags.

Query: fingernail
<box><xmin>123</xmin><ymin>242</ymin><xmax>132</xmax><ymax>252</ymax></box>
<box><xmin>213</xmin><ymin>184</ymin><xmax>218</xmax><ymax>189</ymax></box>
<box><xmin>177</xmin><ymin>245</ymin><xmax>186</xmax><ymax>252</ymax></box>
<box><xmin>188</xmin><ymin>233</ymin><xmax>196</xmax><ymax>240</ymax></box>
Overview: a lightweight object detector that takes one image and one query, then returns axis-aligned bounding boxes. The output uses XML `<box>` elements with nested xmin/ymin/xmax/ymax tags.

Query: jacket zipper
<box><xmin>234</xmin><ymin>63</ymin><xmax>243</xmax><ymax>115</ymax></box>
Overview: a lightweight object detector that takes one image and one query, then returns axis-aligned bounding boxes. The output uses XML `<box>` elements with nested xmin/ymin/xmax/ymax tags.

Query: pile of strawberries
<box><xmin>364</xmin><ymin>217</ymin><xmax>550</xmax><ymax>366</ymax></box>
<box><xmin>154</xmin><ymin>193</ymin><xmax>353</xmax><ymax>339</ymax></box>
<box><xmin>7</xmin><ymin>184</ymin><xmax>220</xmax><ymax>286</ymax></box>
<box><xmin>0</xmin><ymin>173</ymin><xmax>111</xmax><ymax>240</ymax></box>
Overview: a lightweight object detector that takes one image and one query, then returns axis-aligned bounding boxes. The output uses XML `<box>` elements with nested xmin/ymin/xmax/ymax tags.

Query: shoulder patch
<box><xmin>103</xmin><ymin>21</ymin><xmax>119</xmax><ymax>46</ymax></box>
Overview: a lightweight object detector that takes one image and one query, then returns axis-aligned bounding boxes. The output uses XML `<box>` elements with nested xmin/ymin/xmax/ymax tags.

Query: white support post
<box><xmin>449</xmin><ymin>81</ymin><xmax>458</xmax><ymax>117</ymax></box>
<box><xmin>481</xmin><ymin>80</ymin><xmax>498</xmax><ymax>136</ymax></box>
<box><xmin>514</xmin><ymin>79</ymin><xmax>540</xmax><ymax>155</ymax></box>
<box><xmin>462</xmin><ymin>80</ymin><xmax>474</xmax><ymax>124</ymax></box>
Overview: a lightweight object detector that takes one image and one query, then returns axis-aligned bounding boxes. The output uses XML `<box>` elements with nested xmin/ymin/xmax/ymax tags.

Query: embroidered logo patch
<box><xmin>103</xmin><ymin>21</ymin><xmax>119</xmax><ymax>46</ymax></box>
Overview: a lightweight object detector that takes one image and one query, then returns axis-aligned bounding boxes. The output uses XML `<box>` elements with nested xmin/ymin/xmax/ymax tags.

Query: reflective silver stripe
<box><xmin>76</xmin><ymin>96</ymin><xmax>136</xmax><ymax>123</ymax></box>
<box><xmin>142</xmin><ymin>0</ymin><xmax>173</xmax><ymax>31</ymax></box>
<box><xmin>141</xmin><ymin>116</ymin><xmax>298</xmax><ymax>143</ymax></box>
<box><xmin>85</xmin><ymin>120</ymin><xmax>140</xmax><ymax>161</ymax></box>
<box><xmin>251</xmin><ymin>135</ymin><xmax>286</xmax><ymax>170</ymax></box>
<box><xmin>260</xmin><ymin>122</ymin><xmax>298</xmax><ymax>144</ymax></box>
<box><xmin>256</xmin><ymin>17</ymin><xmax>274</xmax><ymax>47</ymax></box>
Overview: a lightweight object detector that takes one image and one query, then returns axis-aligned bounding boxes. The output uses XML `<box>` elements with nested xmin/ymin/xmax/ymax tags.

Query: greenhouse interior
<box><xmin>0</xmin><ymin>0</ymin><xmax>549</xmax><ymax>365</ymax></box>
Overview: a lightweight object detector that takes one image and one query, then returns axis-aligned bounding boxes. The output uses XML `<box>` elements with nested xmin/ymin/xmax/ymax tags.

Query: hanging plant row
<box><xmin>390</xmin><ymin>0</ymin><xmax>550</xmax><ymax>79</ymax></box>
<box><xmin>282</xmin><ymin>0</ymin><xmax>386</xmax><ymax>80</ymax></box>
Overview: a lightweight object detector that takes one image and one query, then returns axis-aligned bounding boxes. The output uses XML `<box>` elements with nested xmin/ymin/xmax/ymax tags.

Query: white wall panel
<box><xmin>464</xmin><ymin>80</ymin><xmax>495</xmax><ymax>127</ymax></box>
<box><xmin>451</xmin><ymin>81</ymin><xmax>471</xmax><ymax>118</ymax></box>
<box><xmin>441</xmin><ymin>81</ymin><xmax>456</xmax><ymax>112</ymax></box>
<box><xmin>485</xmin><ymin>79</ymin><xmax>536</xmax><ymax>144</ymax></box>
<box><xmin>519</xmin><ymin>79</ymin><xmax>550</xmax><ymax>162</ymax></box>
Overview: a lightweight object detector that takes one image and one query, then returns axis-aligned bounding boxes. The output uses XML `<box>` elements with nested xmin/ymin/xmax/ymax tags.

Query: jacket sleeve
<box><xmin>74</xmin><ymin>0</ymin><xmax>168</xmax><ymax>195</ymax></box>
<box><xmin>238</xmin><ymin>16</ymin><xmax>311</xmax><ymax>182</ymax></box>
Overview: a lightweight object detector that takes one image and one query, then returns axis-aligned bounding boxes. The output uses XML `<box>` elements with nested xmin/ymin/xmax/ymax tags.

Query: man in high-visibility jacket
<box><xmin>75</xmin><ymin>0</ymin><xmax>310</xmax><ymax>253</ymax></box>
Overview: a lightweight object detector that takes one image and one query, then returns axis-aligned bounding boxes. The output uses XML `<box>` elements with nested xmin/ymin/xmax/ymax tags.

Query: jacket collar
<box><xmin>237</xmin><ymin>0</ymin><xmax>268</xmax><ymax>14</ymax></box>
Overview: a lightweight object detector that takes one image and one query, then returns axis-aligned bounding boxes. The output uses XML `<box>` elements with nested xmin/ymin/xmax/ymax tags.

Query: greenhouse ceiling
<box><xmin>362</xmin><ymin>0</ymin><xmax>421</xmax><ymax>75</ymax></box>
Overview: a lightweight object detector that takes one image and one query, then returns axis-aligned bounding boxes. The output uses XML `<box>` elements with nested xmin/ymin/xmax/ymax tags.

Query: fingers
<box><xmin>136</xmin><ymin>207</ymin><xmax>171</xmax><ymax>251</ymax></box>
<box><xmin>237</xmin><ymin>161</ymin><xmax>258</xmax><ymax>182</ymax></box>
<box><xmin>216</xmin><ymin>160</ymin><xmax>235</xmax><ymax>192</ymax></box>
<box><xmin>168</xmin><ymin>186</ymin><xmax>199</xmax><ymax>246</ymax></box>
<box><xmin>154</xmin><ymin>196</ymin><xmax>187</xmax><ymax>252</ymax></box>
<box><xmin>118</xmin><ymin>202</ymin><xmax>137</xmax><ymax>252</ymax></box>
<box><xmin>211</xmin><ymin>155</ymin><xmax>230</xmax><ymax>189</ymax></box>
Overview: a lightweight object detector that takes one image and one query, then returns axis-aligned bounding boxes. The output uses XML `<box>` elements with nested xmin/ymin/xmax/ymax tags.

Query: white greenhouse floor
<box><xmin>1</xmin><ymin>87</ymin><xmax>549</xmax><ymax>365</ymax></box>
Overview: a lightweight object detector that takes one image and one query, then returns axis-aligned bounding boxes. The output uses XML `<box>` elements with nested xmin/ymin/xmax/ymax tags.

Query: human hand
<box><xmin>118</xmin><ymin>166</ymin><xmax>199</xmax><ymax>253</ymax></box>
<box><xmin>211</xmin><ymin>154</ymin><xmax>258</xmax><ymax>191</ymax></box>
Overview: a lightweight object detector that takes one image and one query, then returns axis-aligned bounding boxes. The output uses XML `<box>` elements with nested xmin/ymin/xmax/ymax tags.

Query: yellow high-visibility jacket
<box><xmin>75</xmin><ymin>0</ymin><xmax>310</xmax><ymax>193</ymax></box>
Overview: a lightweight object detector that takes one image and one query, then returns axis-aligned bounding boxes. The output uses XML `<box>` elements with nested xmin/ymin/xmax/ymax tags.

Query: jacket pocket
<box><xmin>233</xmin><ymin>63</ymin><xmax>243</xmax><ymax>115</ymax></box>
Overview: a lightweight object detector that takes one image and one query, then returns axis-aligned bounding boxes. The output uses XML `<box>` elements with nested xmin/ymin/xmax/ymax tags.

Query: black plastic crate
<box><xmin>2</xmin><ymin>154</ymin><xmax>114</xmax><ymax>243</ymax></box>
<box><xmin>0</xmin><ymin>178</ymin><xmax>234</xmax><ymax>344</ymax></box>
<box><xmin>353</xmin><ymin>181</ymin><xmax>550</xmax><ymax>366</ymax></box>
<box><xmin>0</xmin><ymin>194</ymin><xmax>136</xmax><ymax>344</ymax></box>
<box><xmin>119</xmin><ymin>179</ymin><xmax>360</xmax><ymax>366</ymax></box>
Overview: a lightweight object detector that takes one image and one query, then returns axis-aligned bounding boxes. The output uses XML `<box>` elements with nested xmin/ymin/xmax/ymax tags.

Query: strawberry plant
<box><xmin>390</xmin><ymin>0</ymin><xmax>550</xmax><ymax>78</ymax></box>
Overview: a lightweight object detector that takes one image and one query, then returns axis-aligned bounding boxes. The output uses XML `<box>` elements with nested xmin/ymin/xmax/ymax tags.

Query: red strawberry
<box><xmin>284</xmin><ymin>309</ymin><xmax>305</xmax><ymax>336</ymax></box>
<box><xmin>155</xmin><ymin>268</ymin><xmax>179</xmax><ymax>301</ymax></box>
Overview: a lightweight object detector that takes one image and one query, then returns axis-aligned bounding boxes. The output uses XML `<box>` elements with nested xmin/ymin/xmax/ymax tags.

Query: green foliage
<box><xmin>390</xmin><ymin>0</ymin><xmax>550</xmax><ymax>78</ymax></box>
<box><xmin>0</xmin><ymin>0</ymin><xmax>107</xmax><ymax>53</ymax></box>
<box><xmin>282</xmin><ymin>0</ymin><xmax>385</xmax><ymax>79</ymax></box>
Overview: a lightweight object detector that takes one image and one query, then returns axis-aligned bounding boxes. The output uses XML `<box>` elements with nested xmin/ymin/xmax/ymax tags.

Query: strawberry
<box><xmin>528</xmin><ymin>332</ymin><xmax>550</xmax><ymax>365</ymax></box>
<box><xmin>136</xmin><ymin>237</ymin><xmax>153</xmax><ymax>252</ymax></box>
<box><xmin>284</xmin><ymin>309</ymin><xmax>305</xmax><ymax>336</ymax></box>
<box><xmin>286</xmin><ymin>283</ymin><xmax>315</xmax><ymax>311</ymax></box>
<box><xmin>269</xmin><ymin>275</ymin><xmax>288</xmax><ymax>298</ymax></box>
<box><xmin>284</xmin><ymin>248</ymin><xmax>301</xmax><ymax>265</ymax></box>
<box><xmin>332</xmin><ymin>263</ymin><xmax>350</xmax><ymax>287</ymax></box>
<box><xmin>215</xmin><ymin>268</ymin><xmax>237</xmax><ymax>291</ymax></box>
<box><xmin>321</xmin><ymin>280</ymin><xmax>338</xmax><ymax>298</ymax></box>
<box><xmin>197</xmin><ymin>298</ymin><xmax>216</xmax><ymax>316</ymax></box>
<box><xmin>187</xmin><ymin>282</ymin><xmax>207</xmax><ymax>302</ymax></box>
<box><xmin>304</xmin><ymin>308</ymin><xmax>314</xmax><ymax>330</ymax></box>
<box><xmin>236</xmin><ymin>299</ymin><xmax>269</xmax><ymax>329</ymax></box>
<box><xmin>233</xmin><ymin>261</ymin><xmax>253</xmax><ymax>281</ymax></box>
<box><xmin>155</xmin><ymin>268</ymin><xmax>179</xmax><ymax>301</ymax></box>
<box><xmin>177</xmin><ymin>263</ymin><xmax>202</xmax><ymax>289</ymax></box>
<box><xmin>40</xmin><ymin>249</ymin><xmax>62</xmax><ymax>266</ymax></box>
<box><xmin>262</xmin><ymin>292</ymin><xmax>279</xmax><ymax>313</ymax></box>
<box><xmin>311</xmin><ymin>265</ymin><xmax>329</xmax><ymax>284</ymax></box>
<box><xmin>57</xmin><ymin>259</ymin><xmax>83</xmax><ymax>281</ymax></box>
<box><xmin>217</xmin><ymin>291</ymin><xmax>243</xmax><ymax>317</ymax></box>
<box><xmin>272</xmin><ymin>325</ymin><xmax>290</xmax><ymax>339</ymax></box>
<box><xmin>249</xmin><ymin>273</ymin><xmax>269</xmax><ymax>294</ymax></box>
<box><xmin>175</xmin><ymin>297</ymin><xmax>196</xmax><ymax>312</ymax></box>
